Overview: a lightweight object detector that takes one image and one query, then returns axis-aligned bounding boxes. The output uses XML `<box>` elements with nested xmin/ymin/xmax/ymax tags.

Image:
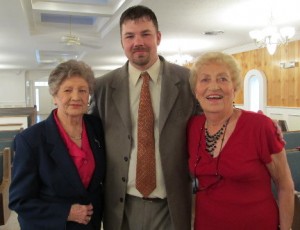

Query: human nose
<box><xmin>208</xmin><ymin>80</ymin><xmax>220</xmax><ymax>90</ymax></box>
<box><xmin>133</xmin><ymin>35</ymin><xmax>144</xmax><ymax>46</ymax></box>
<box><xmin>71</xmin><ymin>90</ymin><xmax>81</xmax><ymax>100</ymax></box>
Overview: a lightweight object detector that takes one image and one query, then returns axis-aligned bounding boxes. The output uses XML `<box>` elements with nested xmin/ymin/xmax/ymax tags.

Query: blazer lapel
<box><xmin>45</xmin><ymin>113</ymin><xmax>87</xmax><ymax>195</ymax></box>
<box><xmin>84</xmin><ymin>117</ymin><xmax>104</xmax><ymax>191</ymax></box>
<box><xmin>159</xmin><ymin>59</ymin><xmax>181</xmax><ymax>133</ymax></box>
<box><xmin>111</xmin><ymin>65</ymin><xmax>132</xmax><ymax>133</ymax></box>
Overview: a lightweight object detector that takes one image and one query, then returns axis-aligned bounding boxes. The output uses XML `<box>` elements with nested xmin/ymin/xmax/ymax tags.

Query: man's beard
<box><xmin>133</xmin><ymin>54</ymin><xmax>150</xmax><ymax>67</ymax></box>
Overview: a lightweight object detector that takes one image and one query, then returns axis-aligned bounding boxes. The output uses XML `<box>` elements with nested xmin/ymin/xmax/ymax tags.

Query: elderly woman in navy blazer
<box><xmin>9</xmin><ymin>60</ymin><xmax>106</xmax><ymax>230</ymax></box>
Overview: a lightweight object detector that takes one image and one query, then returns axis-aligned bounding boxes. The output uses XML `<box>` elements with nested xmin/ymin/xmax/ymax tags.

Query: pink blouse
<box><xmin>54</xmin><ymin>110</ymin><xmax>95</xmax><ymax>189</ymax></box>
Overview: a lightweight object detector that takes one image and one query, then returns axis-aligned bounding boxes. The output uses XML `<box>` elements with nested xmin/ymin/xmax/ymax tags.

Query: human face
<box><xmin>194</xmin><ymin>63</ymin><xmax>235</xmax><ymax>115</ymax></box>
<box><xmin>121</xmin><ymin>17</ymin><xmax>161</xmax><ymax>71</ymax></box>
<box><xmin>53</xmin><ymin>76</ymin><xmax>90</xmax><ymax>119</ymax></box>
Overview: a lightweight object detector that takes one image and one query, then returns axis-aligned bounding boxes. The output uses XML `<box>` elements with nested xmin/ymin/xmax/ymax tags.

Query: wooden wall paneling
<box><xmin>268</xmin><ymin>49</ymin><xmax>280</xmax><ymax>106</ymax></box>
<box><xmin>190</xmin><ymin>41</ymin><xmax>300</xmax><ymax>108</ymax></box>
<box><xmin>278</xmin><ymin>45</ymin><xmax>287</xmax><ymax>106</ymax></box>
<box><xmin>268</xmin><ymin>47</ymin><xmax>279</xmax><ymax>106</ymax></box>
<box><xmin>291</xmin><ymin>41</ymin><xmax>300</xmax><ymax>107</ymax></box>
<box><xmin>295</xmin><ymin>42</ymin><xmax>300</xmax><ymax>106</ymax></box>
<box><xmin>285</xmin><ymin>43</ymin><xmax>295</xmax><ymax>107</ymax></box>
<box><xmin>233</xmin><ymin>40</ymin><xmax>300</xmax><ymax>108</ymax></box>
<box><xmin>234</xmin><ymin>52</ymin><xmax>244</xmax><ymax>104</ymax></box>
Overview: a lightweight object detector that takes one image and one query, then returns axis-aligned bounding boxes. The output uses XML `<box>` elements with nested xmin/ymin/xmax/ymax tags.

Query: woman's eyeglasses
<box><xmin>193</xmin><ymin>169</ymin><xmax>223</xmax><ymax>193</ymax></box>
<box><xmin>191</xmin><ymin>116</ymin><xmax>230</xmax><ymax>193</ymax></box>
<box><xmin>192</xmin><ymin>134</ymin><xmax>223</xmax><ymax>194</ymax></box>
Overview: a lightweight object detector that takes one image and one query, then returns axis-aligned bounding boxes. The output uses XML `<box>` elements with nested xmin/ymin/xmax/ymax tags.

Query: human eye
<box><xmin>218</xmin><ymin>74</ymin><xmax>230</xmax><ymax>82</ymax></box>
<box><xmin>64</xmin><ymin>88</ymin><xmax>72</xmax><ymax>93</ymax></box>
<box><xmin>142</xmin><ymin>32</ymin><xmax>151</xmax><ymax>37</ymax></box>
<box><xmin>79</xmin><ymin>89</ymin><xmax>88</xmax><ymax>93</ymax></box>
<box><xmin>124</xmin><ymin>33</ymin><xmax>134</xmax><ymax>39</ymax></box>
<box><xmin>199</xmin><ymin>76</ymin><xmax>210</xmax><ymax>83</ymax></box>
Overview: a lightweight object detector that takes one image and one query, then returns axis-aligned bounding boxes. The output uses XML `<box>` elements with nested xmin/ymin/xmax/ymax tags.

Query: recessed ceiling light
<box><xmin>202</xmin><ymin>30</ymin><xmax>224</xmax><ymax>36</ymax></box>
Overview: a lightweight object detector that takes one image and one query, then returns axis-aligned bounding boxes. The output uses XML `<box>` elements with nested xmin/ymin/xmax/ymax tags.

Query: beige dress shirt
<box><xmin>126</xmin><ymin>59</ymin><xmax>167</xmax><ymax>198</ymax></box>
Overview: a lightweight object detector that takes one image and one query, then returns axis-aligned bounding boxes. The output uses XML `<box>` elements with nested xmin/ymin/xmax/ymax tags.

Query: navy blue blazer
<box><xmin>9</xmin><ymin>111</ymin><xmax>106</xmax><ymax>230</ymax></box>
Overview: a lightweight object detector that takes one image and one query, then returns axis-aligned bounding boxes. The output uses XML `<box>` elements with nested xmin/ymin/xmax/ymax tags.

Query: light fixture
<box><xmin>166</xmin><ymin>54</ymin><xmax>194</xmax><ymax>66</ymax></box>
<box><xmin>249</xmin><ymin>23</ymin><xmax>295</xmax><ymax>55</ymax></box>
<box><xmin>280</xmin><ymin>61</ymin><xmax>297</xmax><ymax>69</ymax></box>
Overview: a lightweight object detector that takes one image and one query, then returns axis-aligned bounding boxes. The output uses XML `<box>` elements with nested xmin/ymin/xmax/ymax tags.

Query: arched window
<box><xmin>249</xmin><ymin>77</ymin><xmax>259</xmax><ymax>111</ymax></box>
<box><xmin>244</xmin><ymin>69</ymin><xmax>267</xmax><ymax>112</ymax></box>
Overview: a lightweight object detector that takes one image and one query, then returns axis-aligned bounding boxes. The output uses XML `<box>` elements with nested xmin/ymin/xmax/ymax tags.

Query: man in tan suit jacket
<box><xmin>89</xmin><ymin>5</ymin><xmax>199</xmax><ymax>230</ymax></box>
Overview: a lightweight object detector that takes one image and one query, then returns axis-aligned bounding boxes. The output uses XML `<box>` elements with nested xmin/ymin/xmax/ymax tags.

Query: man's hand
<box><xmin>257</xmin><ymin>110</ymin><xmax>286</xmax><ymax>144</ymax></box>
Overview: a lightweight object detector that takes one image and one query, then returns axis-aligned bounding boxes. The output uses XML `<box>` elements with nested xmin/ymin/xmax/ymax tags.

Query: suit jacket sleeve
<box><xmin>9</xmin><ymin>129</ymin><xmax>71</xmax><ymax>229</ymax></box>
<box><xmin>9</xmin><ymin>113</ymin><xmax>106</xmax><ymax>230</ymax></box>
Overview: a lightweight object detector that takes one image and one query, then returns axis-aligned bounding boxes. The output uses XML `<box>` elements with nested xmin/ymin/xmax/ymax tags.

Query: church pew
<box><xmin>0</xmin><ymin>148</ymin><xmax>11</xmax><ymax>225</ymax></box>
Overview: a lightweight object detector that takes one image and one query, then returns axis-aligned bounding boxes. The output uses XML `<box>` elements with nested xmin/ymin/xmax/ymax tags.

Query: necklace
<box><xmin>69</xmin><ymin>135</ymin><xmax>82</xmax><ymax>140</ymax></box>
<box><xmin>205</xmin><ymin>117</ymin><xmax>230</xmax><ymax>156</ymax></box>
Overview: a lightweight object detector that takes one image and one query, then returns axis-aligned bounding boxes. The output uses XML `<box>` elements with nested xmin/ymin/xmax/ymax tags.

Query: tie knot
<box><xmin>140</xmin><ymin>71</ymin><xmax>150</xmax><ymax>81</ymax></box>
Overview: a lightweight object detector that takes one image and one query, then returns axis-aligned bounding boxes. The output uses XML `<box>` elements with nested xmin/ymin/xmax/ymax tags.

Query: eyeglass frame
<box><xmin>192</xmin><ymin>126</ymin><xmax>223</xmax><ymax>194</ymax></box>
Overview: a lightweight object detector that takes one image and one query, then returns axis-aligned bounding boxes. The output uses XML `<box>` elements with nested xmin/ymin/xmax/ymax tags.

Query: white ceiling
<box><xmin>1</xmin><ymin>0</ymin><xmax>300</xmax><ymax>72</ymax></box>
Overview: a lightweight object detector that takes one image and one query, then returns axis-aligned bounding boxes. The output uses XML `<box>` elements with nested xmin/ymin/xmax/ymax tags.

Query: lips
<box><xmin>206</xmin><ymin>95</ymin><xmax>223</xmax><ymax>100</ymax></box>
<box><xmin>133</xmin><ymin>47</ymin><xmax>148</xmax><ymax>53</ymax></box>
<box><xmin>133</xmin><ymin>50</ymin><xmax>147</xmax><ymax>55</ymax></box>
<box><xmin>133</xmin><ymin>49</ymin><xmax>146</xmax><ymax>52</ymax></box>
<box><xmin>69</xmin><ymin>104</ymin><xmax>82</xmax><ymax>107</ymax></box>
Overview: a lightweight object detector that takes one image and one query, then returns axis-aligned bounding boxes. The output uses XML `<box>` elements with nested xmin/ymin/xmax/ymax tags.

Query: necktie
<box><xmin>136</xmin><ymin>72</ymin><xmax>156</xmax><ymax>197</ymax></box>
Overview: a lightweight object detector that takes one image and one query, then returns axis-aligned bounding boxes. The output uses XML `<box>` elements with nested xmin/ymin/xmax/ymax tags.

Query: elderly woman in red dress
<box><xmin>187</xmin><ymin>52</ymin><xmax>294</xmax><ymax>230</ymax></box>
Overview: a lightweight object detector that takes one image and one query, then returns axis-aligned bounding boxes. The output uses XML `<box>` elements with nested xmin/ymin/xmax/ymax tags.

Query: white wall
<box><xmin>0</xmin><ymin>68</ymin><xmax>108</xmax><ymax>109</ymax></box>
<box><xmin>266</xmin><ymin>107</ymin><xmax>300</xmax><ymax>131</ymax></box>
<box><xmin>236</xmin><ymin>104</ymin><xmax>300</xmax><ymax>131</ymax></box>
<box><xmin>0</xmin><ymin>70</ymin><xmax>26</xmax><ymax>107</ymax></box>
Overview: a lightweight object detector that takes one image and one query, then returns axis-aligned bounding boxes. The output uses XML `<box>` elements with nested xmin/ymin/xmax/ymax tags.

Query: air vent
<box><xmin>202</xmin><ymin>30</ymin><xmax>224</xmax><ymax>36</ymax></box>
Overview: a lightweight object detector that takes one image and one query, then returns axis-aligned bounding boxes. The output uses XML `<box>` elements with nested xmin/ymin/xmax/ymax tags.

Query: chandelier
<box><xmin>249</xmin><ymin>24</ymin><xmax>295</xmax><ymax>55</ymax></box>
<box><xmin>166</xmin><ymin>54</ymin><xmax>194</xmax><ymax>66</ymax></box>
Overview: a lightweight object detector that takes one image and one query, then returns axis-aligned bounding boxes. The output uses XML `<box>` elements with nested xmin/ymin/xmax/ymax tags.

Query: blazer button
<box><xmin>128</xmin><ymin>135</ymin><xmax>131</xmax><ymax>140</ymax></box>
<box><xmin>124</xmin><ymin>156</ymin><xmax>128</xmax><ymax>162</ymax></box>
<box><xmin>120</xmin><ymin>198</ymin><xmax>124</xmax><ymax>202</ymax></box>
<box><xmin>122</xmin><ymin>177</ymin><xmax>126</xmax><ymax>182</ymax></box>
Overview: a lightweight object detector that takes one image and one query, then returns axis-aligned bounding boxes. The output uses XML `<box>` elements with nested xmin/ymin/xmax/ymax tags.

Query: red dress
<box><xmin>187</xmin><ymin>110</ymin><xmax>284</xmax><ymax>230</ymax></box>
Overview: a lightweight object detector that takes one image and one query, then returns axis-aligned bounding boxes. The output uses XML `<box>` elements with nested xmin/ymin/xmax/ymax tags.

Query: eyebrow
<box><xmin>199</xmin><ymin>72</ymin><xmax>229</xmax><ymax>78</ymax></box>
<box><xmin>123</xmin><ymin>29</ymin><xmax>152</xmax><ymax>35</ymax></box>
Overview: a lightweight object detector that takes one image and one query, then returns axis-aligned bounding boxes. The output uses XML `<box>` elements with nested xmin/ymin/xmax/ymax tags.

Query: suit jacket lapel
<box><xmin>45</xmin><ymin>113</ymin><xmax>87</xmax><ymax>195</ymax></box>
<box><xmin>84</xmin><ymin>116</ymin><xmax>104</xmax><ymax>192</ymax></box>
<box><xmin>108</xmin><ymin>60</ymin><xmax>181</xmax><ymax>135</ymax></box>
<box><xmin>159</xmin><ymin>59</ymin><xmax>181</xmax><ymax>133</ymax></box>
<box><xmin>111</xmin><ymin>64</ymin><xmax>132</xmax><ymax>133</ymax></box>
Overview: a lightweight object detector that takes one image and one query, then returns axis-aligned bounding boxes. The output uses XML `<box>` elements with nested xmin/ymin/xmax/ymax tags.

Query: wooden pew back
<box><xmin>0</xmin><ymin>148</ymin><xmax>11</xmax><ymax>225</ymax></box>
<box><xmin>0</xmin><ymin>128</ymin><xmax>22</xmax><ymax>162</ymax></box>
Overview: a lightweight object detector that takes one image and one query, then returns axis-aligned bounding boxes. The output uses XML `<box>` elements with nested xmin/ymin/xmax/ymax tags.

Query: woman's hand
<box><xmin>67</xmin><ymin>203</ymin><xmax>93</xmax><ymax>225</ymax></box>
